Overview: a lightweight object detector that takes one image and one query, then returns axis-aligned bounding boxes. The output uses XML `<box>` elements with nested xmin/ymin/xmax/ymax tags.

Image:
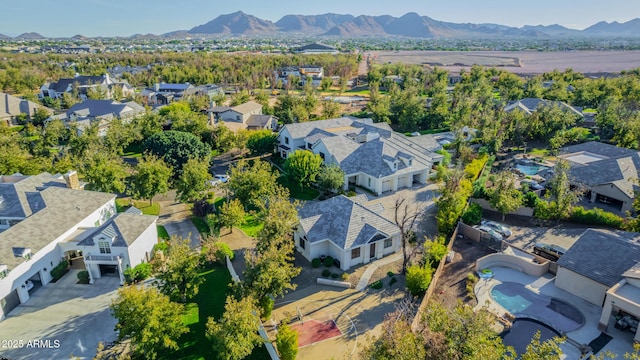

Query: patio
<box><xmin>475</xmin><ymin>266</ymin><xmax>634</xmax><ymax>358</ymax></box>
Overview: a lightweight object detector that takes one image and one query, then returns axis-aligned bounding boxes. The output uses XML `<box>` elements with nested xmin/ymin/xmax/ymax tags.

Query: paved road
<box><xmin>0</xmin><ymin>269</ymin><xmax>120</xmax><ymax>360</ymax></box>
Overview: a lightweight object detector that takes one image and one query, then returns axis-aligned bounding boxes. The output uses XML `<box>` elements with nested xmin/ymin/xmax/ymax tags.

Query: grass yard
<box><xmin>277</xmin><ymin>175</ymin><xmax>319</xmax><ymax>200</ymax></box>
<box><xmin>190</xmin><ymin>216</ymin><xmax>211</xmax><ymax>235</ymax></box>
<box><xmin>167</xmin><ymin>266</ymin><xmax>270</xmax><ymax>360</ymax></box>
<box><xmin>157</xmin><ymin>225</ymin><xmax>170</xmax><ymax>240</ymax></box>
<box><xmin>122</xmin><ymin>141</ymin><xmax>145</xmax><ymax>158</ymax></box>
<box><xmin>238</xmin><ymin>214</ymin><xmax>264</xmax><ymax>237</ymax></box>
<box><xmin>115</xmin><ymin>198</ymin><xmax>161</xmax><ymax>215</ymax></box>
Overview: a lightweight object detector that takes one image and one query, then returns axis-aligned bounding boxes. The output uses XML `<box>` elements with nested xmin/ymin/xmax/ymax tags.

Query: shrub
<box><xmin>323</xmin><ymin>256</ymin><xmax>334</xmax><ymax>268</ymax></box>
<box><xmin>424</xmin><ymin>237</ymin><xmax>448</xmax><ymax>263</ymax></box>
<box><xmin>260</xmin><ymin>296</ymin><xmax>274</xmax><ymax>320</ymax></box>
<box><xmin>154</xmin><ymin>240</ymin><xmax>169</xmax><ymax>253</ymax></box>
<box><xmin>331</xmin><ymin>273</ymin><xmax>339</xmax><ymax>279</ymax></box>
<box><xmin>202</xmin><ymin>241</ymin><xmax>233</xmax><ymax>264</ymax></box>
<box><xmin>50</xmin><ymin>260</ymin><xmax>69</xmax><ymax>281</ymax></box>
<box><xmin>346</xmin><ymin>190</ymin><xmax>357</xmax><ymax>197</ymax></box>
<box><xmin>370</xmin><ymin>280</ymin><xmax>383</xmax><ymax>289</ymax></box>
<box><xmin>387</xmin><ymin>271</ymin><xmax>394</xmax><ymax>278</ymax></box>
<box><xmin>341</xmin><ymin>273</ymin><xmax>349</xmax><ymax>281</ymax></box>
<box><xmin>77</xmin><ymin>270</ymin><xmax>90</xmax><ymax>284</ymax></box>
<box><xmin>524</xmin><ymin>191</ymin><xmax>539</xmax><ymax>208</ymax></box>
<box><xmin>466</xmin><ymin>272</ymin><xmax>478</xmax><ymax>299</ymax></box>
<box><xmin>276</xmin><ymin>322</ymin><xmax>298</xmax><ymax>360</ymax></box>
<box><xmin>322</xmin><ymin>269</ymin><xmax>331</xmax><ymax>277</ymax></box>
<box><xmin>124</xmin><ymin>263</ymin><xmax>153</xmax><ymax>284</ymax></box>
<box><xmin>570</xmin><ymin>206</ymin><xmax>624</xmax><ymax>228</ymax></box>
<box><xmin>311</xmin><ymin>258</ymin><xmax>321</xmax><ymax>268</ymax></box>
<box><xmin>406</xmin><ymin>265</ymin><xmax>433</xmax><ymax>297</ymax></box>
<box><xmin>461</xmin><ymin>202</ymin><xmax>483</xmax><ymax>225</ymax></box>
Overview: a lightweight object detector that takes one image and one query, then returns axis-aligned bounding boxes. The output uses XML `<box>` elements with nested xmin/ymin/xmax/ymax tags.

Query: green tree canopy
<box><xmin>276</xmin><ymin>321</ymin><xmax>299</xmax><ymax>360</ymax></box>
<box><xmin>206</xmin><ymin>295</ymin><xmax>264</xmax><ymax>360</ymax></box>
<box><xmin>488</xmin><ymin>171</ymin><xmax>523</xmax><ymax>221</ymax></box>
<box><xmin>246</xmin><ymin>129</ymin><xmax>278</xmax><ymax>156</ymax></box>
<box><xmin>175</xmin><ymin>157</ymin><xmax>212</xmax><ymax>203</ymax></box>
<box><xmin>218</xmin><ymin>198</ymin><xmax>246</xmax><ymax>234</ymax></box>
<box><xmin>316</xmin><ymin>164</ymin><xmax>346</xmax><ymax>193</ymax></box>
<box><xmin>154</xmin><ymin>236</ymin><xmax>203</xmax><ymax>303</ymax></box>
<box><xmin>144</xmin><ymin>130</ymin><xmax>211</xmax><ymax>177</ymax></box>
<box><xmin>129</xmin><ymin>154</ymin><xmax>172</xmax><ymax>205</ymax></box>
<box><xmin>227</xmin><ymin>160</ymin><xmax>277</xmax><ymax>211</ymax></box>
<box><xmin>284</xmin><ymin>150</ymin><xmax>323</xmax><ymax>190</ymax></box>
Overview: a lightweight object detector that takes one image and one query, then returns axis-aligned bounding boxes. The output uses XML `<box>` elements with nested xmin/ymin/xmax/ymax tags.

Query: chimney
<box><xmin>154</xmin><ymin>83</ymin><xmax>160</xmax><ymax>92</ymax></box>
<box><xmin>63</xmin><ymin>170</ymin><xmax>81</xmax><ymax>190</ymax></box>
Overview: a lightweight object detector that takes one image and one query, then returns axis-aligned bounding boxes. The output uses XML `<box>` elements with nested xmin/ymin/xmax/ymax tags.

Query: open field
<box><xmin>372</xmin><ymin>50</ymin><xmax>640</xmax><ymax>74</ymax></box>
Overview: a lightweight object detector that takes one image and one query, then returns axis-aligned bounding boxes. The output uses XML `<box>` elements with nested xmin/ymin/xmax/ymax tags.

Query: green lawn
<box><xmin>190</xmin><ymin>216</ymin><xmax>211</xmax><ymax>235</ymax></box>
<box><xmin>115</xmin><ymin>198</ymin><xmax>161</xmax><ymax>215</ymax></box>
<box><xmin>238</xmin><ymin>214</ymin><xmax>264</xmax><ymax>237</ymax></box>
<box><xmin>10</xmin><ymin>125</ymin><xmax>24</xmax><ymax>133</ymax></box>
<box><xmin>157</xmin><ymin>225</ymin><xmax>170</xmax><ymax>240</ymax></box>
<box><xmin>123</xmin><ymin>141</ymin><xmax>145</xmax><ymax>158</ymax></box>
<box><xmin>277</xmin><ymin>176</ymin><xmax>319</xmax><ymax>200</ymax></box>
<box><xmin>529</xmin><ymin>148</ymin><xmax>549</xmax><ymax>157</ymax></box>
<box><xmin>166</xmin><ymin>266</ymin><xmax>270</xmax><ymax>360</ymax></box>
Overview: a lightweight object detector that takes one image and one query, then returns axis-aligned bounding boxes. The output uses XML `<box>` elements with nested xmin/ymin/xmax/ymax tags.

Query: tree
<box><xmin>227</xmin><ymin>160</ymin><xmax>277</xmax><ymax>211</ymax></box>
<box><xmin>110</xmin><ymin>286</ymin><xmax>188</xmax><ymax>360</ymax></box>
<box><xmin>246</xmin><ymin>129</ymin><xmax>277</xmax><ymax>156</ymax></box>
<box><xmin>321</xmin><ymin>99</ymin><xmax>341</xmax><ymax>119</ymax></box>
<box><xmin>144</xmin><ymin>130</ymin><xmax>211</xmax><ymax>177</ymax></box>
<box><xmin>488</xmin><ymin>171</ymin><xmax>523</xmax><ymax>221</ymax></box>
<box><xmin>405</xmin><ymin>264</ymin><xmax>433</xmax><ymax>296</ymax></box>
<box><xmin>359</xmin><ymin>310</ymin><xmax>427</xmax><ymax>360</ymax></box>
<box><xmin>31</xmin><ymin>107</ymin><xmax>52</xmax><ymax>127</ymax></box>
<box><xmin>201</xmin><ymin>235</ymin><xmax>234</xmax><ymax>265</ymax></box>
<box><xmin>81</xmin><ymin>149</ymin><xmax>129</xmax><ymax>193</ymax></box>
<box><xmin>316</xmin><ymin>164</ymin><xmax>345</xmax><ymax>193</ymax></box>
<box><xmin>219</xmin><ymin>198</ymin><xmax>246</xmax><ymax>234</ymax></box>
<box><xmin>393</xmin><ymin>197</ymin><xmax>421</xmax><ymax>273</ymax></box>
<box><xmin>284</xmin><ymin>150</ymin><xmax>323</xmax><ymax>190</ymax></box>
<box><xmin>546</xmin><ymin>159</ymin><xmax>580</xmax><ymax>221</ymax></box>
<box><xmin>206</xmin><ymin>295</ymin><xmax>264</xmax><ymax>360</ymax></box>
<box><xmin>519</xmin><ymin>331</ymin><xmax>564</xmax><ymax>360</ymax></box>
<box><xmin>130</xmin><ymin>154</ymin><xmax>172</xmax><ymax>205</ymax></box>
<box><xmin>175</xmin><ymin>157</ymin><xmax>211</xmax><ymax>203</ymax></box>
<box><xmin>154</xmin><ymin>236</ymin><xmax>203</xmax><ymax>303</ymax></box>
<box><xmin>276</xmin><ymin>321</ymin><xmax>299</xmax><ymax>360</ymax></box>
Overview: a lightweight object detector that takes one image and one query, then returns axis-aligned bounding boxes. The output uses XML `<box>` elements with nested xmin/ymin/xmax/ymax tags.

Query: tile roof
<box><xmin>557</xmin><ymin>229</ymin><xmax>640</xmax><ymax>287</ymax></box>
<box><xmin>298</xmin><ymin>195</ymin><xmax>400</xmax><ymax>250</ymax></box>
<box><xmin>0</xmin><ymin>187</ymin><xmax>115</xmax><ymax>270</ymax></box>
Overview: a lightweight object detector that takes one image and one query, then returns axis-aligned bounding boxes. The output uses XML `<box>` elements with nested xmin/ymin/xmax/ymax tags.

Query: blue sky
<box><xmin>3</xmin><ymin>0</ymin><xmax>640</xmax><ymax>37</ymax></box>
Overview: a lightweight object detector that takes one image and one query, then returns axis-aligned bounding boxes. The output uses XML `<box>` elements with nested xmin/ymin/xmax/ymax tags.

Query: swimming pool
<box><xmin>501</xmin><ymin>318</ymin><xmax>561</xmax><ymax>356</ymax></box>
<box><xmin>490</xmin><ymin>282</ymin><xmax>584</xmax><ymax>333</ymax></box>
<box><xmin>515</xmin><ymin>163</ymin><xmax>549</xmax><ymax>176</ymax></box>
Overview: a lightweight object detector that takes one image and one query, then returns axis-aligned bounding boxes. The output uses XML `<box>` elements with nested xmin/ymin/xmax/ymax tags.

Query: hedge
<box><xmin>50</xmin><ymin>260</ymin><xmax>69</xmax><ymax>281</ymax></box>
<box><xmin>570</xmin><ymin>206</ymin><xmax>624</xmax><ymax>228</ymax></box>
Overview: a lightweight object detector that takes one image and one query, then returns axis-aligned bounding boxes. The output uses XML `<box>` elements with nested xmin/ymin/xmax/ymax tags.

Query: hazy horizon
<box><xmin>2</xmin><ymin>0</ymin><xmax>640</xmax><ymax>38</ymax></box>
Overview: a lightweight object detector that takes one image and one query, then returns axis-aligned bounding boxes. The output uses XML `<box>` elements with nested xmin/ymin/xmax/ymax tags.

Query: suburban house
<box><xmin>277</xmin><ymin>117</ymin><xmax>442</xmax><ymax>195</ymax></box>
<box><xmin>293</xmin><ymin>43</ymin><xmax>339</xmax><ymax>55</ymax></box>
<box><xmin>294</xmin><ymin>195</ymin><xmax>401</xmax><ymax>270</ymax></box>
<box><xmin>141</xmin><ymin>83</ymin><xmax>195</xmax><ymax>106</ymax></box>
<box><xmin>0</xmin><ymin>92</ymin><xmax>52</xmax><ymax>125</ymax></box>
<box><xmin>51</xmin><ymin>99</ymin><xmax>145</xmax><ymax>136</ymax></box>
<box><xmin>0</xmin><ymin>171</ymin><xmax>158</xmax><ymax>320</ymax></box>
<box><xmin>557</xmin><ymin>141</ymin><xmax>640</xmax><ymax>213</ymax></box>
<box><xmin>504</xmin><ymin>97</ymin><xmax>583</xmax><ymax>118</ymax></box>
<box><xmin>274</xmin><ymin>65</ymin><xmax>324</xmax><ymax>87</ymax></box>
<box><xmin>208</xmin><ymin>101</ymin><xmax>277</xmax><ymax>132</ymax></box>
<box><xmin>40</xmin><ymin>74</ymin><xmax>133</xmax><ymax>101</ymax></box>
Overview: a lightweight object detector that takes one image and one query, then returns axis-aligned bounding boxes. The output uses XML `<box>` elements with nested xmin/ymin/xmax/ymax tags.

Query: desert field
<box><xmin>371</xmin><ymin>50</ymin><xmax>640</xmax><ymax>74</ymax></box>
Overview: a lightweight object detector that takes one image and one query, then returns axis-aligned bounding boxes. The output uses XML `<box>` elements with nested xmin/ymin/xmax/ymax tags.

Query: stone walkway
<box><xmin>355</xmin><ymin>252</ymin><xmax>403</xmax><ymax>291</ymax></box>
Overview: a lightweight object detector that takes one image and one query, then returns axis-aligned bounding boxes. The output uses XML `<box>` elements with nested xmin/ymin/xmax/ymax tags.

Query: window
<box><xmin>384</xmin><ymin>238</ymin><xmax>393</xmax><ymax>248</ymax></box>
<box><xmin>236</xmin><ymin>115</ymin><xmax>241</xmax><ymax>121</ymax></box>
<box><xmin>409</xmin><ymin>159</ymin><xmax>413</xmax><ymax>166</ymax></box>
<box><xmin>351</xmin><ymin>248</ymin><xmax>361</xmax><ymax>259</ymax></box>
<box><xmin>98</xmin><ymin>240</ymin><xmax>111</xmax><ymax>254</ymax></box>
<box><xmin>299</xmin><ymin>237</ymin><xmax>305</xmax><ymax>249</ymax></box>
<box><xmin>285</xmin><ymin>137</ymin><xmax>289</xmax><ymax>145</ymax></box>
<box><xmin>319</xmin><ymin>152</ymin><xmax>325</xmax><ymax>160</ymax></box>
<box><xmin>307</xmin><ymin>143</ymin><xmax>312</xmax><ymax>149</ymax></box>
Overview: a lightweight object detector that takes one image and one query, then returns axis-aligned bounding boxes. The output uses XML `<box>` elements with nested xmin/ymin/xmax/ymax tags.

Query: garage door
<box><xmin>1</xmin><ymin>289</ymin><xmax>20</xmax><ymax>316</ymax></box>
<box><xmin>398</xmin><ymin>177</ymin><xmax>408</xmax><ymax>189</ymax></box>
<box><xmin>382</xmin><ymin>180</ymin><xmax>392</xmax><ymax>192</ymax></box>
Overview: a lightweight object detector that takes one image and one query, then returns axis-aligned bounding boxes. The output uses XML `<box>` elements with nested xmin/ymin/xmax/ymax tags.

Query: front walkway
<box><xmin>355</xmin><ymin>252</ymin><xmax>402</xmax><ymax>291</ymax></box>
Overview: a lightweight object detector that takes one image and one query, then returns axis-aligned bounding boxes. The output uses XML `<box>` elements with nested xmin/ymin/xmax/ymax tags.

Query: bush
<box><xmin>77</xmin><ymin>270</ymin><xmax>90</xmax><ymax>284</ymax></box>
<box><xmin>346</xmin><ymin>190</ymin><xmax>357</xmax><ymax>197</ymax></box>
<box><xmin>461</xmin><ymin>202</ymin><xmax>483</xmax><ymax>225</ymax></box>
<box><xmin>154</xmin><ymin>240</ymin><xmax>169</xmax><ymax>253</ymax></box>
<box><xmin>406</xmin><ymin>265</ymin><xmax>433</xmax><ymax>297</ymax></box>
<box><xmin>524</xmin><ymin>191</ymin><xmax>539</xmax><ymax>208</ymax></box>
<box><xmin>50</xmin><ymin>260</ymin><xmax>69</xmax><ymax>281</ymax></box>
<box><xmin>387</xmin><ymin>271</ymin><xmax>394</xmax><ymax>277</ymax></box>
<box><xmin>311</xmin><ymin>258</ymin><xmax>321</xmax><ymax>268</ymax></box>
<box><xmin>370</xmin><ymin>280</ymin><xmax>383</xmax><ymax>289</ymax></box>
<box><xmin>341</xmin><ymin>273</ymin><xmax>349</xmax><ymax>281</ymax></box>
<box><xmin>124</xmin><ymin>263</ymin><xmax>153</xmax><ymax>284</ymax></box>
<box><xmin>424</xmin><ymin>237</ymin><xmax>448</xmax><ymax>263</ymax></box>
<box><xmin>260</xmin><ymin>296</ymin><xmax>274</xmax><ymax>320</ymax></box>
<box><xmin>276</xmin><ymin>322</ymin><xmax>298</xmax><ymax>360</ymax></box>
<box><xmin>322</xmin><ymin>269</ymin><xmax>331</xmax><ymax>277</ymax></box>
<box><xmin>202</xmin><ymin>241</ymin><xmax>233</xmax><ymax>264</ymax></box>
<box><xmin>570</xmin><ymin>206</ymin><xmax>624</xmax><ymax>228</ymax></box>
<box><xmin>323</xmin><ymin>256</ymin><xmax>334</xmax><ymax>268</ymax></box>
<box><xmin>331</xmin><ymin>273</ymin><xmax>339</xmax><ymax>279</ymax></box>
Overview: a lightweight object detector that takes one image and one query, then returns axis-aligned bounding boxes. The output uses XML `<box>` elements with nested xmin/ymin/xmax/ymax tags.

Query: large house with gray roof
<box><xmin>52</xmin><ymin>99</ymin><xmax>145</xmax><ymax>136</ymax></box>
<box><xmin>278</xmin><ymin>117</ymin><xmax>442</xmax><ymax>195</ymax></box>
<box><xmin>208</xmin><ymin>100</ymin><xmax>276</xmax><ymax>132</ymax></box>
<box><xmin>40</xmin><ymin>73</ymin><xmax>133</xmax><ymax>101</ymax></box>
<box><xmin>504</xmin><ymin>98</ymin><xmax>583</xmax><ymax>117</ymax></box>
<box><xmin>557</xmin><ymin>141</ymin><xmax>640</xmax><ymax>213</ymax></box>
<box><xmin>0</xmin><ymin>171</ymin><xmax>157</xmax><ymax>320</ymax></box>
<box><xmin>294</xmin><ymin>195</ymin><xmax>401</xmax><ymax>270</ymax></box>
<box><xmin>0</xmin><ymin>92</ymin><xmax>52</xmax><ymax>126</ymax></box>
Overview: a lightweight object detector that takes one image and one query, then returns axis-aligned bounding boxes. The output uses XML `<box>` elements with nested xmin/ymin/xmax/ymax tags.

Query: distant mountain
<box><xmin>275</xmin><ymin>13</ymin><xmax>354</xmax><ymax>33</ymax></box>
<box><xmin>15</xmin><ymin>32</ymin><xmax>44</xmax><ymax>40</ymax></box>
<box><xmin>520</xmin><ymin>24</ymin><xmax>580</xmax><ymax>37</ymax></box>
<box><xmin>129</xmin><ymin>33</ymin><xmax>162</xmax><ymax>40</ymax></box>
<box><xmin>71</xmin><ymin>34</ymin><xmax>88</xmax><ymax>40</ymax></box>
<box><xmin>189</xmin><ymin>11</ymin><xmax>278</xmax><ymax>35</ymax></box>
<box><xmin>0</xmin><ymin>33</ymin><xmax>8</xmax><ymax>39</ymax></box>
<box><xmin>583</xmin><ymin>18</ymin><xmax>640</xmax><ymax>36</ymax></box>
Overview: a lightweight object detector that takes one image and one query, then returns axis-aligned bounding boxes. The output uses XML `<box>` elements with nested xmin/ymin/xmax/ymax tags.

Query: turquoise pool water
<box><xmin>491</xmin><ymin>288</ymin><xmax>532</xmax><ymax>313</ymax></box>
<box><xmin>515</xmin><ymin>163</ymin><xmax>549</xmax><ymax>176</ymax></box>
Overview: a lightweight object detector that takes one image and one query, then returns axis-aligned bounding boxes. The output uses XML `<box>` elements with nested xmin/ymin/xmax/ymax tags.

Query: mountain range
<box><xmin>184</xmin><ymin>11</ymin><xmax>640</xmax><ymax>39</ymax></box>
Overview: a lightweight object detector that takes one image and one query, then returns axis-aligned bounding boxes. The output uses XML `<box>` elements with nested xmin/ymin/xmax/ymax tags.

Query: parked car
<box><xmin>481</xmin><ymin>220</ymin><xmax>512</xmax><ymax>238</ymax></box>
<box><xmin>207</xmin><ymin>178</ymin><xmax>222</xmax><ymax>187</ymax></box>
<box><xmin>473</xmin><ymin>225</ymin><xmax>504</xmax><ymax>242</ymax></box>
<box><xmin>214</xmin><ymin>174</ymin><xmax>230</xmax><ymax>183</ymax></box>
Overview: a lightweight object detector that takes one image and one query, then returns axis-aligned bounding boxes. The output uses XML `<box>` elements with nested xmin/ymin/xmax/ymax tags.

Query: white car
<box><xmin>474</xmin><ymin>225</ymin><xmax>504</xmax><ymax>242</ymax></box>
<box><xmin>481</xmin><ymin>220</ymin><xmax>512</xmax><ymax>238</ymax></box>
<box><xmin>214</xmin><ymin>174</ymin><xmax>230</xmax><ymax>183</ymax></box>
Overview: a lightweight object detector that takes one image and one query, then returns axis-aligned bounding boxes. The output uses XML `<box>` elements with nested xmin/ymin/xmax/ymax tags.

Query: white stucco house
<box><xmin>50</xmin><ymin>99</ymin><xmax>145</xmax><ymax>137</ymax></box>
<box><xmin>294</xmin><ymin>195</ymin><xmax>401</xmax><ymax>270</ymax></box>
<box><xmin>207</xmin><ymin>101</ymin><xmax>276</xmax><ymax>132</ymax></box>
<box><xmin>278</xmin><ymin>117</ymin><xmax>442</xmax><ymax>195</ymax></box>
<box><xmin>0</xmin><ymin>171</ymin><xmax>158</xmax><ymax>320</ymax></box>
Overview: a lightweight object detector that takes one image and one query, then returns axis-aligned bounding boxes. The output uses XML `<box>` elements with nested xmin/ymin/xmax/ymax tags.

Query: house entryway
<box><xmin>370</xmin><ymin>243</ymin><xmax>376</xmax><ymax>259</ymax></box>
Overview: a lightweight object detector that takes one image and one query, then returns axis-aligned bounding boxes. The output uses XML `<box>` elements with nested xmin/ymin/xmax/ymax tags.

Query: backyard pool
<box><xmin>501</xmin><ymin>318</ymin><xmax>561</xmax><ymax>356</ymax></box>
<box><xmin>515</xmin><ymin>163</ymin><xmax>549</xmax><ymax>176</ymax></box>
<box><xmin>490</xmin><ymin>282</ymin><xmax>584</xmax><ymax>333</ymax></box>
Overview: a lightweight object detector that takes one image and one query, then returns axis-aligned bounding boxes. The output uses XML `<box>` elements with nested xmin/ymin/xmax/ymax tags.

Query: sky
<box><xmin>2</xmin><ymin>0</ymin><xmax>640</xmax><ymax>37</ymax></box>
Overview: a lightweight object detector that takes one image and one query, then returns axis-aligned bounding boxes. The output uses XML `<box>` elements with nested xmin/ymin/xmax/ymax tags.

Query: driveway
<box><xmin>154</xmin><ymin>190</ymin><xmax>201</xmax><ymax>249</ymax></box>
<box><xmin>0</xmin><ymin>269</ymin><xmax>120</xmax><ymax>360</ymax></box>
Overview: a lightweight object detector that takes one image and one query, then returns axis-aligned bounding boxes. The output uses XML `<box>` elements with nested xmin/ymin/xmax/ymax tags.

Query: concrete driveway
<box><xmin>0</xmin><ymin>269</ymin><xmax>120</xmax><ymax>360</ymax></box>
<box><xmin>154</xmin><ymin>190</ymin><xmax>201</xmax><ymax>249</ymax></box>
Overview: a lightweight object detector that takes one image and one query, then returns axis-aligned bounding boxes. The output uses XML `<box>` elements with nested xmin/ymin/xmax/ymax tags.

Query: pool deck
<box><xmin>475</xmin><ymin>267</ymin><xmax>634</xmax><ymax>358</ymax></box>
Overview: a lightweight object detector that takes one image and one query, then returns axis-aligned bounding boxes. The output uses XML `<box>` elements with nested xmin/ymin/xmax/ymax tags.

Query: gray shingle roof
<box><xmin>232</xmin><ymin>101</ymin><xmax>262</xmax><ymax>115</ymax></box>
<box><xmin>298</xmin><ymin>195</ymin><xmax>400</xmax><ymax>250</ymax></box>
<box><xmin>0</xmin><ymin>173</ymin><xmax>68</xmax><ymax>219</ymax></box>
<box><xmin>282</xmin><ymin>117</ymin><xmax>392</xmax><ymax>140</ymax></box>
<box><xmin>77</xmin><ymin>213</ymin><xmax>157</xmax><ymax>247</ymax></box>
<box><xmin>557</xmin><ymin>229</ymin><xmax>640</xmax><ymax>287</ymax></box>
<box><xmin>504</xmin><ymin>98</ymin><xmax>583</xmax><ymax>117</ymax></box>
<box><xmin>49</xmin><ymin>76</ymin><xmax>106</xmax><ymax>93</ymax></box>
<box><xmin>0</xmin><ymin>92</ymin><xmax>51</xmax><ymax>120</ymax></box>
<box><xmin>246</xmin><ymin>114</ymin><xmax>274</xmax><ymax>128</ymax></box>
<box><xmin>66</xmin><ymin>100</ymin><xmax>144</xmax><ymax>119</ymax></box>
<box><xmin>561</xmin><ymin>141</ymin><xmax>639</xmax><ymax>159</ymax></box>
<box><xmin>0</xmin><ymin>187</ymin><xmax>116</xmax><ymax>270</ymax></box>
